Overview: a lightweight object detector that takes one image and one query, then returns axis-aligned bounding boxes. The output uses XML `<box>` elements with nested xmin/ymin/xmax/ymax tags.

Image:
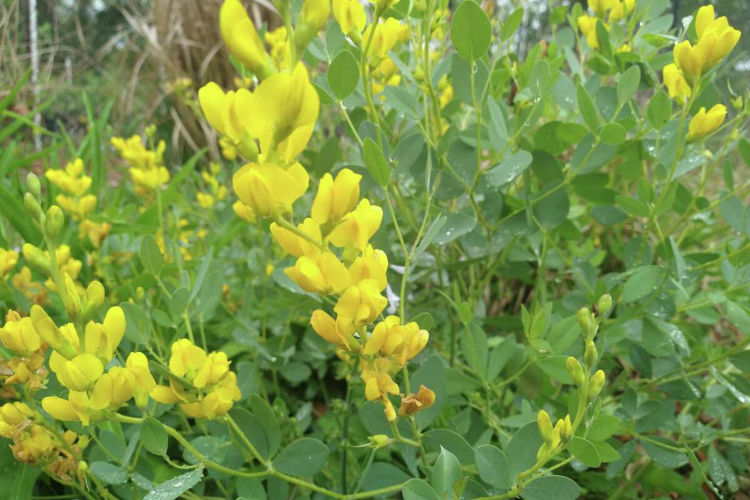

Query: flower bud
<box><xmin>566</xmin><ymin>356</ymin><xmax>584</xmax><ymax>386</ymax></box>
<box><xmin>559</xmin><ymin>415</ymin><xmax>573</xmax><ymax>443</ymax></box>
<box><xmin>44</xmin><ymin>206</ymin><xmax>65</xmax><ymax>240</ymax></box>
<box><xmin>24</xmin><ymin>192</ymin><xmax>44</xmax><ymax>223</ymax></box>
<box><xmin>369</xmin><ymin>434</ymin><xmax>392</xmax><ymax>449</ymax></box>
<box><xmin>584</xmin><ymin>340</ymin><xmax>598</xmax><ymax>367</ymax></box>
<box><xmin>26</xmin><ymin>173</ymin><xmax>41</xmax><ymax>201</ymax></box>
<box><xmin>62</xmin><ymin>272</ymin><xmax>81</xmax><ymax>319</ymax></box>
<box><xmin>588</xmin><ymin>370</ymin><xmax>606</xmax><ymax>399</ymax></box>
<box><xmin>22</xmin><ymin>244</ymin><xmax>50</xmax><ymax>273</ymax></box>
<box><xmin>596</xmin><ymin>294</ymin><xmax>612</xmax><ymax>316</ymax></box>
<box><xmin>537</xmin><ymin>410</ymin><xmax>555</xmax><ymax>446</ymax></box>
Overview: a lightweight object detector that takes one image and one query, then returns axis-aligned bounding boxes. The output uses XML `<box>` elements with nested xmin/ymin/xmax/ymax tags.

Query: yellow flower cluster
<box><xmin>577</xmin><ymin>0</ymin><xmax>634</xmax><ymax>49</ymax></box>
<box><xmin>150</xmin><ymin>339</ymin><xmax>242</xmax><ymax>419</ymax></box>
<box><xmin>45</xmin><ymin>159</ymin><xmax>111</xmax><ymax>247</ymax></box>
<box><xmin>664</xmin><ymin>5</ymin><xmax>740</xmax><ymax>103</ymax></box>
<box><xmin>1</xmin><ymin>402</ymin><xmax>88</xmax><ymax>480</ymax></box>
<box><xmin>199</xmin><ymin>0</ymin><xmax>433</xmax><ymax>423</ymax></box>
<box><xmin>536</xmin><ymin>409</ymin><xmax>572</xmax><ymax>460</ymax></box>
<box><xmin>661</xmin><ymin>6</ymin><xmax>738</xmax><ymax>140</ymax></box>
<box><xmin>0</xmin><ymin>310</ymin><xmax>48</xmax><ymax>389</ymax></box>
<box><xmin>21</xmin><ymin>243</ymin><xmax>82</xmax><ymax>296</ymax></box>
<box><xmin>0</xmin><ymin>247</ymin><xmax>19</xmax><ymax>279</ymax></box>
<box><xmin>111</xmin><ymin>134</ymin><xmax>170</xmax><ymax>198</ymax></box>
<box><xmin>12</xmin><ymin>300</ymin><xmax>157</xmax><ymax>426</ymax></box>
<box><xmin>196</xmin><ymin>162</ymin><xmax>228</xmax><ymax>209</ymax></box>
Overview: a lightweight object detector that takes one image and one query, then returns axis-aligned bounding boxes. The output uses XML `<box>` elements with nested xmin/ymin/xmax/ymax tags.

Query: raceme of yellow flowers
<box><xmin>111</xmin><ymin>134</ymin><xmax>170</xmax><ymax>198</ymax></box>
<box><xmin>45</xmin><ymin>159</ymin><xmax>111</xmax><ymax>248</ymax></box>
<box><xmin>661</xmin><ymin>5</ymin><xmax>740</xmax><ymax>140</ymax></box>
<box><xmin>199</xmin><ymin>0</ymin><xmax>433</xmax><ymax>423</ymax></box>
<box><xmin>577</xmin><ymin>0</ymin><xmax>635</xmax><ymax>50</ymax></box>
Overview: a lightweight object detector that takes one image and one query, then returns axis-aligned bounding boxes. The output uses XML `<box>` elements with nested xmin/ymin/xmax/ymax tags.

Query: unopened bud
<box><xmin>22</xmin><ymin>244</ymin><xmax>50</xmax><ymax>273</ymax></box>
<box><xmin>566</xmin><ymin>356</ymin><xmax>584</xmax><ymax>386</ymax></box>
<box><xmin>731</xmin><ymin>96</ymin><xmax>743</xmax><ymax>111</ymax></box>
<box><xmin>77</xmin><ymin>460</ymin><xmax>88</xmax><ymax>473</ymax></box>
<box><xmin>62</xmin><ymin>273</ymin><xmax>81</xmax><ymax>319</ymax></box>
<box><xmin>85</xmin><ymin>281</ymin><xmax>105</xmax><ymax>309</ymax></box>
<box><xmin>26</xmin><ymin>173</ymin><xmax>41</xmax><ymax>201</ymax></box>
<box><xmin>596</xmin><ymin>294</ymin><xmax>612</xmax><ymax>316</ymax></box>
<box><xmin>560</xmin><ymin>415</ymin><xmax>573</xmax><ymax>443</ymax></box>
<box><xmin>537</xmin><ymin>410</ymin><xmax>555</xmax><ymax>446</ymax></box>
<box><xmin>588</xmin><ymin>370</ymin><xmax>606</xmax><ymax>399</ymax></box>
<box><xmin>383</xmin><ymin>399</ymin><xmax>397</xmax><ymax>422</ymax></box>
<box><xmin>584</xmin><ymin>340</ymin><xmax>598</xmax><ymax>367</ymax></box>
<box><xmin>23</xmin><ymin>193</ymin><xmax>44</xmax><ymax>222</ymax></box>
<box><xmin>136</xmin><ymin>286</ymin><xmax>145</xmax><ymax>301</ymax></box>
<box><xmin>45</xmin><ymin>205</ymin><xmax>65</xmax><ymax>240</ymax></box>
<box><xmin>577</xmin><ymin>307</ymin><xmax>593</xmax><ymax>335</ymax></box>
<box><xmin>369</xmin><ymin>434</ymin><xmax>392</xmax><ymax>449</ymax></box>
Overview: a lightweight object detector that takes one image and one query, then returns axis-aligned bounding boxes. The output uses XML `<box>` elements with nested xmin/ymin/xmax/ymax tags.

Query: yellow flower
<box><xmin>232</xmin><ymin>161</ymin><xmax>309</xmax><ymax>217</ymax></box>
<box><xmin>608</xmin><ymin>0</ymin><xmax>634</xmax><ymax>21</ymax></box>
<box><xmin>78</xmin><ymin>219</ymin><xmax>111</xmax><ymax>248</ymax></box>
<box><xmin>334</xmin><ymin>279</ymin><xmax>388</xmax><ymax>331</ymax></box>
<box><xmin>111</xmin><ymin>135</ymin><xmax>170</xmax><ymax>194</ymax></box>
<box><xmin>0</xmin><ymin>402</ymin><xmax>33</xmax><ymax>437</ymax></box>
<box><xmin>45</xmin><ymin>159</ymin><xmax>91</xmax><ymax>196</ymax></box>
<box><xmin>266</xmin><ymin>27</ymin><xmax>291</xmax><ymax>70</ymax></box>
<box><xmin>348</xmin><ymin>245</ymin><xmax>388</xmax><ymax>291</ymax></box>
<box><xmin>193</xmin><ymin>351</ymin><xmax>231</xmax><ymax>389</ymax></box>
<box><xmin>687</xmin><ymin>104</ymin><xmax>726</xmax><ymax>141</ymax></box>
<box><xmin>328</xmin><ymin>199</ymin><xmax>383</xmax><ymax>251</ymax></box>
<box><xmin>199</xmin><ymin>84</ymin><xmax>257</xmax><ymax>150</ymax></box>
<box><xmin>360</xmin><ymin>358</ymin><xmax>400</xmax><ymax>400</ymax></box>
<box><xmin>367</xmin><ymin>0</ymin><xmax>398</xmax><ymax>13</ymax></box>
<box><xmin>197</xmin><ymin>192</ymin><xmax>215</xmax><ymax>209</ymax></box>
<box><xmin>84</xmin><ymin>306</ymin><xmax>126</xmax><ymax>362</ymax></box>
<box><xmin>311</xmin><ymin>168</ymin><xmax>362</xmax><ymax>225</ymax></box>
<box><xmin>49</xmin><ymin>352</ymin><xmax>104</xmax><ymax>391</ymax></box>
<box><xmin>219</xmin><ymin>0</ymin><xmax>274</xmax><ymax>77</ymax></box>
<box><xmin>588</xmin><ymin>0</ymin><xmax>616</xmax><ymax>16</ymax></box>
<box><xmin>285</xmin><ymin>252</ymin><xmax>352</xmax><ymax>294</ymax></box>
<box><xmin>29</xmin><ymin>305</ymin><xmax>76</xmax><ymax>355</ymax></box>
<box><xmin>364</xmin><ymin>316</ymin><xmax>428</xmax><ymax>365</ymax></box>
<box><xmin>577</xmin><ymin>15</ymin><xmax>608</xmax><ymax>49</ymax></box>
<box><xmin>181</xmin><ymin>373</ymin><xmax>241</xmax><ymax>419</ymax></box>
<box><xmin>673</xmin><ymin>40</ymin><xmax>706</xmax><ymax>83</ymax></box>
<box><xmin>253</xmin><ymin>63</ymin><xmax>320</xmax><ymax>161</ymax></box>
<box><xmin>694</xmin><ymin>17</ymin><xmax>741</xmax><ymax>71</ymax></box>
<box><xmin>0</xmin><ymin>311</ymin><xmax>41</xmax><ymax>354</ymax></box>
<box><xmin>662</xmin><ymin>63</ymin><xmax>691</xmax><ymax>103</ymax></box>
<box><xmin>310</xmin><ymin>309</ymin><xmax>353</xmax><ymax>347</ymax></box>
<box><xmin>270</xmin><ymin>218</ymin><xmax>323</xmax><ymax>258</ymax></box>
<box><xmin>233</xmin><ymin>200</ymin><xmax>256</xmax><ymax>222</ymax></box>
<box><xmin>301</xmin><ymin>0</ymin><xmax>331</xmax><ymax>33</ymax></box>
<box><xmin>333</xmin><ymin>0</ymin><xmax>366</xmax><ymax>38</ymax></box>
<box><xmin>0</xmin><ymin>248</ymin><xmax>19</xmax><ymax>278</ymax></box>
<box><xmin>125</xmin><ymin>352</ymin><xmax>156</xmax><ymax>407</ymax></box>
<box><xmin>89</xmin><ymin>367</ymin><xmax>136</xmax><ymax>410</ymax></box>
<box><xmin>363</xmin><ymin>18</ymin><xmax>408</xmax><ymax>60</ymax></box>
<box><xmin>169</xmin><ymin>339</ymin><xmax>208</xmax><ymax>380</ymax></box>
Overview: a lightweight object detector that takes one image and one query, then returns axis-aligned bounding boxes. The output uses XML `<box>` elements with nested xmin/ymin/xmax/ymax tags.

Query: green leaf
<box><xmin>144</xmin><ymin>466</ymin><xmax>204</xmax><ymax>500</ymax></box>
<box><xmin>413</xmin><ymin>214</ymin><xmax>446</xmax><ymax>262</ymax></box>
<box><xmin>622</xmin><ymin>265</ymin><xmax>662</xmax><ymax>301</ymax></box>
<box><xmin>189</xmin><ymin>247</ymin><xmax>214</xmax><ymax>302</ymax></box>
<box><xmin>434</xmin><ymin>212</ymin><xmax>476</xmax><ymax>245</ymax></box>
<box><xmin>592</xmin><ymin>441</ymin><xmax>621</xmax><ymax>463</ymax></box>
<box><xmin>363</xmin><ymin>137</ymin><xmax>390</xmax><ymax>187</ymax></box>
<box><xmin>506</xmin><ymin>423</ymin><xmax>543</xmax><ymax>476</ymax></box>
<box><xmin>328</xmin><ymin>50</ymin><xmax>359</xmax><ymax>99</ymax></box>
<box><xmin>432</xmin><ymin>447</ymin><xmax>462</xmax><ymax>498</ymax></box>
<box><xmin>450</xmin><ymin>0</ymin><xmax>492</xmax><ymax>61</ymax></box>
<box><xmin>640</xmin><ymin>437</ymin><xmax>687</xmax><ymax>468</ymax></box>
<box><xmin>616</xmin><ymin>65</ymin><xmax>641</xmax><ymax>104</ymax></box>
<box><xmin>460</xmin><ymin>322</ymin><xmax>488</xmax><ymax>380</ymax></box>
<box><xmin>90</xmin><ymin>461</ymin><xmax>128</xmax><ymax>485</ymax></box>
<box><xmin>475</xmin><ymin>445</ymin><xmax>512</xmax><ymax>489</ymax></box>
<box><xmin>272</xmin><ymin>438</ymin><xmax>329</xmax><ymax>477</ymax></box>
<box><xmin>522</xmin><ymin>475</ymin><xmax>581</xmax><ymax>500</ymax></box>
<box><xmin>410</xmin><ymin>355</ymin><xmax>447</xmax><ymax>429</ymax></box>
<box><xmin>423</xmin><ymin>428</ymin><xmax>475</xmax><ymax>465</ymax></box>
<box><xmin>141</xmin><ymin>417</ymin><xmax>168</xmax><ymax>456</ymax></box>
<box><xmin>402</xmin><ymin>478</ymin><xmax>440</xmax><ymax>500</ymax></box>
<box><xmin>501</xmin><ymin>7</ymin><xmax>524</xmax><ymax>41</ymax></box>
<box><xmin>140</xmin><ymin>235</ymin><xmax>163</xmax><ymax>275</ymax></box>
<box><xmin>568</xmin><ymin>436</ymin><xmax>602</xmax><ymax>467</ymax></box>
<box><xmin>647</xmin><ymin>91</ymin><xmax>671</xmax><ymax>130</ymax></box>
<box><xmin>0</xmin><ymin>444</ymin><xmax>39</xmax><ymax>500</ymax></box>
<box><xmin>587</xmin><ymin>414</ymin><xmax>621</xmax><ymax>441</ymax></box>
<box><xmin>600</xmin><ymin>123</ymin><xmax>626</xmax><ymax>145</ymax></box>
<box><xmin>615</xmin><ymin>195</ymin><xmax>650</xmax><ymax>217</ymax></box>
<box><xmin>486</xmin><ymin>150</ymin><xmax>533</xmax><ymax>186</ymax></box>
<box><xmin>576</xmin><ymin>83</ymin><xmax>599</xmax><ymax>131</ymax></box>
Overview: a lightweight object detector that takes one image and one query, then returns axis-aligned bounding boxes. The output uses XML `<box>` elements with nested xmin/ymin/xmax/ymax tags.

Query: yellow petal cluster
<box><xmin>0</xmin><ymin>248</ymin><xmax>19</xmax><ymax>279</ymax></box>
<box><xmin>219</xmin><ymin>0</ymin><xmax>275</xmax><ymax>78</ymax></box>
<box><xmin>150</xmin><ymin>339</ymin><xmax>241</xmax><ymax>420</ymax></box>
<box><xmin>687</xmin><ymin>104</ymin><xmax>726</xmax><ymax>141</ymax></box>
<box><xmin>333</xmin><ymin>0</ymin><xmax>367</xmax><ymax>38</ymax></box>
<box><xmin>662</xmin><ymin>63</ymin><xmax>691</xmax><ymax>103</ymax></box>
<box><xmin>111</xmin><ymin>135</ymin><xmax>170</xmax><ymax>197</ymax></box>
